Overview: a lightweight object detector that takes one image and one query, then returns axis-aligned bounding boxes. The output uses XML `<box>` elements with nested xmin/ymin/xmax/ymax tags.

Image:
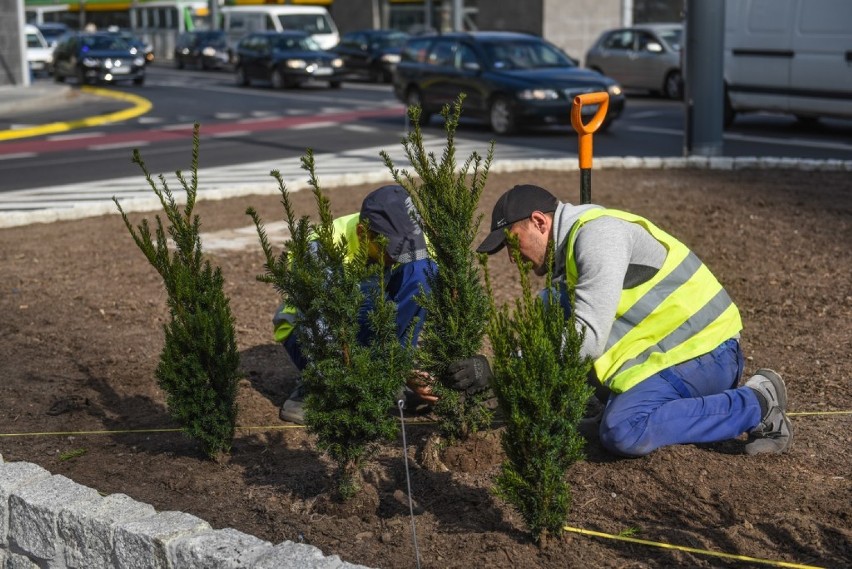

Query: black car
<box><xmin>53</xmin><ymin>32</ymin><xmax>146</xmax><ymax>85</ymax></box>
<box><xmin>106</xmin><ymin>28</ymin><xmax>155</xmax><ymax>65</ymax></box>
<box><xmin>333</xmin><ymin>29</ymin><xmax>408</xmax><ymax>83</ymax></box>
<box><xmin>234</xmin><ymin>31</ymin><xmax>343</xmax><ymax>89</ymax></box>
<box><xmin>174</xmin><ymin>30</ymin><xmax>232</xmax><ymax>70</ymax></box>
<box><xmin>393</xmin><ymin>31</ymin><xmax>625</xmax><ymax>134</ymax></box>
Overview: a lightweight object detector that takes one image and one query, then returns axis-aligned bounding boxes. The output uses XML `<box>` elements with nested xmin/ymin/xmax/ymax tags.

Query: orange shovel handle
<box><xmin>570</xmin><ymin>92</ymin><xmax>610</xmax><ymax>169</ymax></box>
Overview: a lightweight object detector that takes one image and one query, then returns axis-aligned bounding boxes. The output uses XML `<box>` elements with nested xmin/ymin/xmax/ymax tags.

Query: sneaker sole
<box><xmin>754</xmin><ymin>368</ymin><xmax>787</xmax><ymax>412</ymax></box>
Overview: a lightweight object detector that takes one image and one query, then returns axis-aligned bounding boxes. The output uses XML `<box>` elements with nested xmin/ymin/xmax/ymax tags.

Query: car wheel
<box><xmin>175</xmin><ymin>58</ymin><xmax>184</xmax><ymax>70</ymax></box>
<box><xmin>663</xmin><ymin>70</ymin><xmax>683</xmax><ymax>100</ymax></box>
<box><xmin>271</xmin><ymin>68</ymin><xmax>286</xmax><ymax>89</ymax></box>
<box><xmin>54</xmin><ymin>70</ymin><xmax>64</xmax><ymax>83</ymax></box>
<box><xmin>236</xmin><ymin>66</ymin><xmax>249</xmax><ymax>87</ymax></box>
<box><xmin>329</xmin><ymin>80</ymin><xmax>342</xmax><ymax>89</ymax></box>
<box><xmin>133</xmin><ymin>75</ymin><xmax>145</xmax><ymax>86</ymax></box>
<box><xmin>405</xmin><ymin>88</ymin><xmax>431</xmax><ymax>125</ymax></box>
<box><xmin>489</xmin><ymin>96</ymin><xmax>517</xmax><ymax>135</ymax></box>
<box><xmin>75</xmin><ymin>67</ymin><xmax>87</xmax><ymax>86</ymax></box>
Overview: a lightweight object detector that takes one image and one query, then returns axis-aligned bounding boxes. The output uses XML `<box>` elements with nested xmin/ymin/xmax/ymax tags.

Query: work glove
<box><xmin>447</xmin><ymin>355</ymin><xmax>493</xmax><ymax>395</ymax></box>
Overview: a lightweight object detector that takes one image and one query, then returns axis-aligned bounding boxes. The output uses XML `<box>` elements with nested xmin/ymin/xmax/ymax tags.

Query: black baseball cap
<box><xmin>360</xmin><ymin>185</ymin><xmax>429</xmax><ymax>264</ymax></box>
<box><xmin>476</xmin><ymin>185</ymin><xmax>558</xmax><ymax>254</ymax></box>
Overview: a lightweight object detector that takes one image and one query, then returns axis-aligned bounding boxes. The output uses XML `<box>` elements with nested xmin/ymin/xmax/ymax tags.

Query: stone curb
<box><xmin>2</xmin><ymin>156</ymin><xmax>850</xmax><ymax>230</ymax></box>
<box><xmin>0</xmin><ymin>455</ymin><xmax>371</xmax><ymax>569</ymax></box>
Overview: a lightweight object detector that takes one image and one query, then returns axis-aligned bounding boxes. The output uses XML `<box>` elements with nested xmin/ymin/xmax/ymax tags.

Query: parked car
<box><xmin>35</xmin><ymin>22</ymin><xmax>69</xmax><ymax>48</ymax></box>
<box><xmin>106</xmin><ymin>27</ymin><xmax>155</xmax><ymax>65</ymax></box>
<box><xmin>52</xmin><ymin>32</ymin><xmax>146</xmax><ymax>85</ymax></box>
<box><xmin>393</xmin><ymin>31</ymin><xmax>625</xmax><ymax>135</ymax></box>
<box><xmin>585</xmin><ymin>23</ymin><xmax>683</xmax><ymax>100</ymax></box>
<box><xmin>333</xmin><ymin>29</ymin><xmax>408</xmax><ymax>83</ymax></box>
<box><xmin>234</xmin><ymin>31</ymin><xmax>343</xmax><ymax>89</ymax></box>
<box><xmin>174</xmin><ymin>30</ymin><xmax>232</xmax><ymax>70</ymax></box>
<box><xmin>25</xmin><ymin>24</ymin><xmax>53</xmax><ymax>77</ymax></box>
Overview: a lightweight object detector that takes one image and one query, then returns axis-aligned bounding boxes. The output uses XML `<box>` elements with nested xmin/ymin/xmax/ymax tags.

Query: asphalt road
<box><xmin>1</xmin><ymin>63</ymin><xmax>851</xmax><ymax>196</ymax></box>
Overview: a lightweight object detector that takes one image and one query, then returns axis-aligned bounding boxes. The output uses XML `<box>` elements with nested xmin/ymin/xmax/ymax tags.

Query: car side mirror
<box><xmin>645</xmin><ymin>42</ymin><xmax>663</xmax><ymax>53</ymax></box>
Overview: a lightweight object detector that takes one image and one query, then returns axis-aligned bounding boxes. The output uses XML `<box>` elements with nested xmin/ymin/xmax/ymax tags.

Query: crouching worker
<box><xmin>274</xmin><ymin>184</ymin><xmax>437</xmax><ymax>424</ymax></box>
<box><xmin>468</xmin><ymin>184</ymin><xmax>793</xmax><ymax>457</ymax></box>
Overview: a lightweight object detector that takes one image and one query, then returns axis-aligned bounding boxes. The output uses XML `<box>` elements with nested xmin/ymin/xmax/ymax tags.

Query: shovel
<box><xmin>570</xmin><ymin>92</ymin><xmax>610</xmax><ymax>204</ymax></box>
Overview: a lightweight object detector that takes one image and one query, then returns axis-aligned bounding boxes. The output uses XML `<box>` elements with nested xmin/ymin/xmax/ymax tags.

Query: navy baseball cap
<box><xmin>476</xmin><ymin>185</ymin><xmax>558</xmax><ymax>254</ymax></box>
<box><xmin>360</xmin><ymin>185</ymin><xmax>428</xmax><ymax>263</ymax></box>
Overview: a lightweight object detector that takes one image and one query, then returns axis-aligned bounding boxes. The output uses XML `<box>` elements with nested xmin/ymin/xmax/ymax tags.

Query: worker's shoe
<box><xmin>279</xmin><ymin>383</ymin><xmax>305</xmax><ymax>425</ymax></box>
<box><xmin>744</xmin><ymin>369</ymin><xmax>793</xmax><ymax>455</ymax></box>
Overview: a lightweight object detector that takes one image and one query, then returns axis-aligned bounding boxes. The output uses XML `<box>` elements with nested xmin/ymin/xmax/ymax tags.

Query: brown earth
<box><xmin>1</xmin><ymin>166</ymin><xmax>850</xmax><ymax>568</ymax></box>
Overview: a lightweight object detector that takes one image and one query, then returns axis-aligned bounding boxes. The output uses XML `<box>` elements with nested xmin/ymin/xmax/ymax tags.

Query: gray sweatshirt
<box><xmin>551</xmin><ymin>202</ymin><xmax>667</xmax><ymax>360</ymax></box>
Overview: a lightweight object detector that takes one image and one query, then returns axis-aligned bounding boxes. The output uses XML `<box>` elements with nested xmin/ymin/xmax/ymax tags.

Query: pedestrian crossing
<box><xmin>0</xmin><ymin>134</ymin><xmax>571</xmax><ymax>227</ymax></box>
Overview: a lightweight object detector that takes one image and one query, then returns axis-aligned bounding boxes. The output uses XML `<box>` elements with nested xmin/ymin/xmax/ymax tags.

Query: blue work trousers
<box><xmin>599</xmin><ymin>339</ymin><xmax>763</xmax><ymax>457</ymax></box>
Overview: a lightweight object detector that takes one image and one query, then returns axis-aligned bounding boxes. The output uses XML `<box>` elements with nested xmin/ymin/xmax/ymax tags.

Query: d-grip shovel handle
<box><xmin>570</xmin><ymin>92</ymin><xmax>610</xmax><ymax>169</ymax></box>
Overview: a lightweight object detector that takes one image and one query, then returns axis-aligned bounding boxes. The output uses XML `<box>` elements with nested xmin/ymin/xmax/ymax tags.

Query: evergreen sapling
<box><xmin>113</xmin><ymin>125</ymin><xmax>241</xmax><ymax>460</ymax></box>
<box><xmin>248</xmin><ymin>152</ymin><xmax>413</xmax><ymax>500</ymax></box>
<box><xmin>483</xmin><ymin>234</ymin><xmax>594</xmax><ymax>546</ymax></box>
<box><xmin>382</xmin><ymin>96</ymin><xmax>494</xmax><ymax>441</ymax></box>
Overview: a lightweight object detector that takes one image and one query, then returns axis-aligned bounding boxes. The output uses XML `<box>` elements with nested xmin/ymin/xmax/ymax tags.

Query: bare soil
<box><xmin>1</xmin><ymin>167</ymin><xmax>850</xmax><ymax>568</ymax></box>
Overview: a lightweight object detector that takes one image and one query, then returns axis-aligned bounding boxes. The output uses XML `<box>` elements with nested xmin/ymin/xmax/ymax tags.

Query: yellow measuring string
<box><xmin>562</xmin><ymin>525</ymin><xmax>826</xmax><ymax>569</ymax></box>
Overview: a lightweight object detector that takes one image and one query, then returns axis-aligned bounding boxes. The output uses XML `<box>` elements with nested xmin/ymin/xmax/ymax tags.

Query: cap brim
<box><xmin>476</xmin><ymin>228</ymin><xmax>508</xmax><ymax>254</ymax></box>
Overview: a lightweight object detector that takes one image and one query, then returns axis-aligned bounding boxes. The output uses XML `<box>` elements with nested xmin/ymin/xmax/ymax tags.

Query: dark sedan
<box><xmin>52</xmin><ymin>32</ymin><xmax>146</xmax><ymax>85</ymax></box>
<box><xmin>174</xmin><ymin>30</ymin><xmax>232</xmax><ymax>70</ymax></box>
<box><xmin>333</xmin><ymin>29</ymin><xmax>408</xmax><ymax>83</ymax></box>
<box><xmin>234</xmin><ymin>31</ymin><xmax>343</xmax><ymax>89</ymax></box>
<box><xmin>393</xmin><ymin>31</ymin><xmax>625</xmax><ymax>135</ymax></box>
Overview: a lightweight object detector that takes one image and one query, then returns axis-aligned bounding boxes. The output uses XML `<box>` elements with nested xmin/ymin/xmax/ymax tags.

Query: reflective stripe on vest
<box><xmin>272</xmin><ymin>213</ymin><xmax>361</xmax><ymax>342</ymax></box>
<box><xmin>564</xmin><ymin>209</ymin><xmax>743</xmax><ymax>393</ymax></box>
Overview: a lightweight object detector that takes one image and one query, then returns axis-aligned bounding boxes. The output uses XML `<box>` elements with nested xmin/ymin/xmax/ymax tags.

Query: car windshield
<box><xmin>27</xmin><ymin>32</ymin><xmax>46</xmax><ymax>49</ymax></box>
<box><xmin>38</xmin><ymin>27</ymin><xmax>67</xmax><ymax>42</ymax></box>
<box><xmin>371</xmin><ymin>32</ymin><xmax>408</xmax><ymax>50</ymax></box>
<box><xmin>81</xmin><ymin>35</ymin><xmax>131</xmax><ymax>51</ymax></box>
<box><xmin>658</xmin><ymin>28</ymin><xmax>682</xmax><ymax>50</ymax></box>
<box><xmin>278</xmin><ymin>14</ymin><xmax>333</xmax><ymax>34</ymax></box>
<box><xmin>481</xmin><ymin>39</ymin><xmax>575</xmax><ymax>70</ymax></box>
<box><xmin>197</xmin><ymin>32</ymin><xmax>227</xmax><ymax>47</ymax></box>
<box><xmin>271</xmin><ymin>35</ymin><xmax>321</xmax><ymax>51</ymax></box>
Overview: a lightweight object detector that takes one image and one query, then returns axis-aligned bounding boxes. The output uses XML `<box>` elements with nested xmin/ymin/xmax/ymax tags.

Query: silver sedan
<box><xmin>585</xmin><ymin>23</ymin><xmax>683</xmax><ymax>99</ymax></box>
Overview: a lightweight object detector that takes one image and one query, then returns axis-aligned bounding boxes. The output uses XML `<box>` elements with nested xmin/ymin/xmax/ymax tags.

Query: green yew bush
<box><xmin>483</xmin><ymin>235</ymin><xmax>594</xmax><ymax>546</ymax></box>
<box><xmin>114</xmin><ymin>125</ymin><xmax>241</xmax><ymax>460</ymax></box>
<box><xmin>248</xmin><ymin>152</ymin><xmax>412</xmax><ymax>500</ymax></box>
<box><xmin>382</xmin><ymin>96</ymin><xmax>494</xmax><ymax>441</ymax></box>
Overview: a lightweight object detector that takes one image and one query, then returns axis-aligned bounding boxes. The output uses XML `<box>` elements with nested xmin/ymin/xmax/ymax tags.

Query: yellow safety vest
<box><xmin>563</xmin><ymin>209</ymin><xmax>742</xmax><ymax>393</ymax></box>
<box><xmin>273</xmin><ymin>213</ymin><xmax>361</xmax><ymax>342</ymax></box>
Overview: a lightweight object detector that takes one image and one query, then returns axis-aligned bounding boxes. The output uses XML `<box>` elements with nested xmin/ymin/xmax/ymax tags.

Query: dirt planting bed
<box><xmin>1</xmin><ymin>167</ymin><xmax>850</xmax><ymax>568</ymax></box>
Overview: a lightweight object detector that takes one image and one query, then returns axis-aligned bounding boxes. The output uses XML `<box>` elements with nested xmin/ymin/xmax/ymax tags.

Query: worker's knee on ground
<box><xmin>599</xmin><ymin>418</ymin><xmax>653</xmax><ymax>458</ymax></box>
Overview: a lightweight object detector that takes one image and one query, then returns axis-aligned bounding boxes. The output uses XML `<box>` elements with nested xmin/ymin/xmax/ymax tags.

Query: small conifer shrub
<box><xmin>248</xmin><ymin>152</ymin><xmax>412</xmax><ymax>500</ymax></box>
<box><xmin>483</xmin><ymin>235</ymin><xmax>594</xmax><ymax>546</ymax></box>
<box><xmin>114</xmin><ymin>125</ymin><xmax>241</xmax><ymax>460</ymax></box>
<box><xmin>382</xmin><ymin>95</ymin><xmax>494</xmax><ymax>441</ymax></box>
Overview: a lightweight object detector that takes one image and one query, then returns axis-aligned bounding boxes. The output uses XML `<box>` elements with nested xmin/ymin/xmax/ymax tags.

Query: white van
<box><xmin>724</xmin><ymin>0</ymin><xmax>852</xmax><ymax>125</ymax></box>
<box><xmin>25</xmin><ymin>24</ymin><xmax>53</xmax><ymax>76</ymax></box>
<box><xmin>221</xmin><ymin>5</ymin><xmax>340</xmax><ymax>50</ymax></box>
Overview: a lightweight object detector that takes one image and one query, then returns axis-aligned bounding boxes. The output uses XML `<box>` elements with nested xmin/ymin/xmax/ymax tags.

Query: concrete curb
<box><xmin>2</xmin><ymin>155</ymin><xmax>850</xmax><ymax>230</ymax></box>
<box><xmin>0</xmin><ymin>85</ymin><xmax>77</xmax><ymax>116</ymax></box>
<box><xmin>0</xmin><ymin>455</ymin><xmax>372</xmax><ymax>569</ymax></box>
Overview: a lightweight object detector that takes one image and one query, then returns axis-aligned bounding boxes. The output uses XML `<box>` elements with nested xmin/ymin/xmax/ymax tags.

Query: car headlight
<box><xmin>380</xmin><ymin>53</ymin><xmax>401</xmax><ymax>63</ymax></box>
<box><xmin>517</xmin><ymin>88</ymin><xmax>559</xmax><ymax>101</ymax></box>
<box><xmin>331</xmin><ymin>57</ymin><xmax>343</xmax><ymax>68</ymax></box>
<box><xmin>202</xmin><ymin>46</ymin><xmax>216</xmax><ymax>57</ymax></box>
<box><xmin>82</xmin><ymin>57</ymin><xmax>99</xmax><ymax>67</ymax></box>
<box><xmin>286</xmin><ymin>59</ymin><xmax>307</xmax><ymax>69</ymax></box>
<box><xmin>133</xmin><ymin>56</ymin><xmax>145</xmax><ymax>67</ymax></box>
<box><xmin>607</xmin><ymin>84</ymin><xmax>624</xmax><ymax>97</ymax></box>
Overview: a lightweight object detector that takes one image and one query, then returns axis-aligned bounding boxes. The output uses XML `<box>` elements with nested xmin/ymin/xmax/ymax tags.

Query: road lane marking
<box><xmin>209</xmin><ymin>131</ymin><xmax>250</xmax><ymax>138</ymax></box>
<box><xmin>89</xmin><ymin>141</ymin><xmax>150</xmax><ymax>151</ymax></box>
<box><xmin>0</xmin><ymin>86</ymin><xmax>152</xmax><ymax>141</ymax></box>
<box><xmin>289</xmin><ymin>121</ymin><xmax>337</xmax><ymax>130</ymax></box>
<box><xmin>0</xmin><ymin>152</ymin><xmax>37</xmax><ymax>160</ymax></box>
<box><xmin>161</xmin><ymin>123</ymin><xmax>197</xmax><ymax>131</ymax></box>
<box><xmin>47</xmin><ymin>132</ymin><xmax>106</xmax><ymax>141</ymax></box>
